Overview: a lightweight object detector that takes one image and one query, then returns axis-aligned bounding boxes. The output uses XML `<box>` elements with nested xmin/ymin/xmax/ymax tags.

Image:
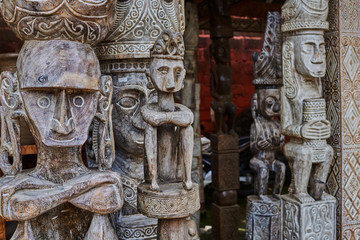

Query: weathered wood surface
<box><xmin>138</xmin><ymin>30</ymin><xmax>200</xmax><ymax>240</ymax></box>
<box><xmin>0</xmin><ymin>1</ymin><xmax>123</xmax><ymax>238</ymax></box>
<box><xmin>280</xmin><ymin>0</ymin><xmax>336</xmax><ymax>238</ymax></box>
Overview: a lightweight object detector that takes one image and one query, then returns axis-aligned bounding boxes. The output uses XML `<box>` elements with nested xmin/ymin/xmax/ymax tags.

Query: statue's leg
<box><xmin>310</xmin><ymin>144</ymin><xmax>334</xmax><ymax>200</ymax></box>
<box><xmin>284</xmin><ymin>142</ymin><xmax>314</xmax><ymax>203</ymax></box>
<box><xmin>226</xmin><ymin>102</ymin><xmax>237</xmax><ymax>134</ymax></box>
<box><xmin>180</xmin><ymin>125</ymin><xmax>194</xmax><ymax>190</ymax></box>
<box><xmin>211</xmin><ymin>100</ymin><xmax>224</xmax><ymax>134</ymax></box>
<box><xmin>145</xmin><ymin>124</ymin><xmax>159</xmax><ymax>191</ymax></box>
<box><xmin>271</xmin><ymin>159</ymin><xmax>286</xmax><ymax>198</ymax></box>
<box><xmin>249</xmin><ymin>157</ymin><xmax>268</xmax><ymax>199</ymax></box>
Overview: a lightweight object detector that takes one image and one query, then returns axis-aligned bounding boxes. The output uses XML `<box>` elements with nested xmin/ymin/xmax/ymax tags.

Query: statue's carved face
<box><xmin>293</xmin><ymin>34</ymin><xmax>326</xmax><ymax>78</ymax></box>
<box><xmin>150</xmin><ymin>58</ymin><xmax>185</xmax><ymax>92</ymax></box>
<box><xmin>112</xmin><ymin>73</ymin><xmax>156</xmax><ymax>155</ymax></box>
<box><xmin>257</xmin><ymin>88</ymin><xmax>280</xmax><ymax>118</ymax></box>
<box><xmin>17</xmin><ymin>40</ymin><xmax>101</xmax><ymax>147</ymax></box>
<box><xmin>21</xmin><ymin>88</ymin><xmax>98</xmax><ymax>147</ymax></box>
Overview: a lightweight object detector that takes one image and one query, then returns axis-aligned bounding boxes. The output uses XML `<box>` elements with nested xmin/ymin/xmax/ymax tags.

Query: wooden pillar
<box><xmin>182</xmin><ymin>0</ymin><xmax>203</xmax><ymax>227</ymax></box>
<box><xmin>209</xmin><ymin>0</ymin><xmax>240</xmax><ymax>239</ymax></box>
<box><xmin>324</xmin><ymin>0</ymin><xmax>360</xmax><ymax>238</ymax></box>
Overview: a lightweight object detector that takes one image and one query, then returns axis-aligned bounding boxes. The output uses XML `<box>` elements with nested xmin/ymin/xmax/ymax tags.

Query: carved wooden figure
<box><xmin>0</xmin><ymin>1</ymin><xmax>123</xmax><ymax>239</ymax></box>
<box><xmin>137</xmin><ymin>30</ymin><xmax>200</xmax><ymax>240</ymax></box>
<box><xmin>281</xmin><ymin>0</ymin><xmax>336</xmax><ymax>239</ymax></box>
<box><xmin>281</xmin><ymin>0</ymin><xmax>334</xmax><ymax>203</ymax></box>
<box><xmin>250</xmin><ymin>12</ymin><xmax>285</xmax><ymax>201</ymax></box>
<box><xmin>246</xmin><ymin>12</ymin><xmax>284</xmax><ymax>240</ymax></box>
<box><xmin>94</xmin><ymin>1</ymin><xmax>186</xmax><ymax>238</ymax></box>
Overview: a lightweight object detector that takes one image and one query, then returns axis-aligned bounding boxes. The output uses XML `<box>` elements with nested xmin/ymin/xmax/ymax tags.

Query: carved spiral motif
<box><xmin>0</xmin><ymin>0</ymin><xmax>116</xmax><ymax>45</ymax></box>
<box><xmin>282</xmin><ymin>41</ymin><xmax>298</xmax><ymax>99</ymax></box>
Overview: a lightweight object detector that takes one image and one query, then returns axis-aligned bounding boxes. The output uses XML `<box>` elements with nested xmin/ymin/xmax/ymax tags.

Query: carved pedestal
<box><xmin>115</xmin><ymin>214</ymin><xmax>157</xmax><ymax>240</ymax></box>
<box><xmin>282</xmin><ymin>195</ymin><xmax>336</xmax><ymax>240</ymax></box>
<box><xmin>246</xmin><ymin>196</ymin><xmax>281</xmax><ymax>240</ymax></box>
<box><xmin>138</xmin><ymin>183</ymin><xmax>200</xmax><ymax>240</ymax></box>
<box><xmin>211</xmin><ymin>134</ymin><xmax>240</xmax><ymax>239</ymax></box>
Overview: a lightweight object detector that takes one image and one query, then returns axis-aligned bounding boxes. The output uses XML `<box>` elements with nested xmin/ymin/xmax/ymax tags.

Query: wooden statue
<box><xmin>138</xmin><ymin>30</ymin><xmax>200</xmax><ymax>240</ymax></box>
<box><xmin>250</xmin><ymin>12</ymin><xmax>285</xmax><ymax>200</ymax></box>
<box><xmin>0</xmin><ymin>1</ymin><xmax>123</xmax><ymax>239</ymax></box>
<box><xmin>209</xmin><ymin>0</ymin><xmax>236</xmax><ymax>135</ymax></box>
<box><xmin>281</xmin><ymin>0</ymin><xmax>336</xmax><ymax>238</ymax></box>
<box><xmin>281</xmin><ymin>0</ymin><xmax>333</xmax><ymax>203</ymax></box>
<box><xmin>93</xmin><ymin>1</ymin><xmax>186</xmax><ymax>238</ymax></box>
<box><xmin>246</xmin><ymin>12</ymin><xmax>284</xmax><ymax>240</ymax></box>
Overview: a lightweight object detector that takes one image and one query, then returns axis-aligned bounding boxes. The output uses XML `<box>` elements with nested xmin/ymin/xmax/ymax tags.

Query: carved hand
<box><xmin>301</xmin><ymin>120</ymin><xmax>331</xmax><ymax>140</ymax></box>
<box><xmin>141</xmin><ymin>104</ymin><xmax>193</xmax><ymax>127</ymax></box>
<box><xmin>257</xmin><ymin>138</ymin><xmax>272</xmax><ymax>150</ymax></box>
<box><xmin>66</xmin><ymin>170</ymin><xmax>123</xmax><ymax>214</ymax></box>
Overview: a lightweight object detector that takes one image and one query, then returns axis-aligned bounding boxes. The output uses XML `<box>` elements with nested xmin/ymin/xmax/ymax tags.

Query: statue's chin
<box><xmin>310</xmin><ymin>71</ymin><xmax>325</xmax><ymax>78</ymax></box>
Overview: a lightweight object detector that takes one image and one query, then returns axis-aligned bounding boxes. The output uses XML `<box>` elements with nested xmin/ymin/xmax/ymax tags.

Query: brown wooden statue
<box><xmin>209</xmin><ymin>0</ymin><xmax>236</xmax><ymax>135</ymax></box>
<box><xmin>0</xmin><ymin>1</ymin><xmax>123</xmax><ymax>239</ymax></box>
<box><xmin>250</xmin><ymin>12</ymin><xmax>285</xmax><ymax>200</ymax></box>
<box><xmin>138</xmin><ymin>30</ymin><xmax>200</xmax><ymax>240</ymax></box>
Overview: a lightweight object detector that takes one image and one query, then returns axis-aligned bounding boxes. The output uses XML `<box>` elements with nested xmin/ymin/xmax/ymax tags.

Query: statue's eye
<box><xmin>117</xmin><ymin>96</ymin><xmax>138</xmax><ymax>110</ymax></box>
<box><xmin>175</xmin><ymin>70</ymin><xmax>182</xmax><ymax>78</ymax></box>
<box><xmin>158</xmin><ymin>66</ymin><xmax>170</xmax><ymax>75</ymax></box>
<box><xmin>37</xmin><ymin>96</ymin><xmax>51</xmax><ymax>109</ymax></box>
<box><xmin>73</xmin><ymin>96</ymin><xmax>84</xmax><ymax>107</ymax></box>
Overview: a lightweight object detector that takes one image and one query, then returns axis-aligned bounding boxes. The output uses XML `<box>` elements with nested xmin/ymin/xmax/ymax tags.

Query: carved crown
<box><xmin>0</xmin><ymin>0</ymin><xmax>116</xmax><ymax>45</ymax></box>
<box><xmin>151</xmin><ymin>30</ymin><xmax>185</xmax><ymax>60</ymax></box>
<box><xmin>253</xmin><ymin>12</ymin><xmax>282</xmax><ymax>87</ymax></box>
<box><xmin>281</xmin><ymin>0</ymin><xmax>329</xmax><ymax>32</ymax></box>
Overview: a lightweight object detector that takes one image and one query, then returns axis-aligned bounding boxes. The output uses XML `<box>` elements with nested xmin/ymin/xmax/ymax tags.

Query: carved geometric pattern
<box><xmin>344</xmin><ymin>99</ymin><xmax>360</xmax><ymax>136</ymax></box>
<box><xmin>343</xmin><ymin>46</ymin><xmax>360</xmax><ymax>80</ymax></box>
<box><xmin>327</xmin><ymin>46</ymin><xmax>338</xmax><ymax>83</ymax></box>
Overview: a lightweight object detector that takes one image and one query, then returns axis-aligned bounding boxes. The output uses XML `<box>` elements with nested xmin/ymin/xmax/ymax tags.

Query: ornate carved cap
<box><xmin>0</xmin><ymin>0</ymin><xmax>116</xmax><ymax>45</ymax></box>
<box><xmin>253</xmin><ymin>12</ymin><xmax>282</xmax><ymax>87</ymax></box>
<box><xmin>150</xmin><ymin>30</ymin><xmax>185</xmax><ymax>60</ymax></box>
<box><xmin>281</xmin><ymin>0</ymin><xmax>329</xmax><ymax>33</ymax></box>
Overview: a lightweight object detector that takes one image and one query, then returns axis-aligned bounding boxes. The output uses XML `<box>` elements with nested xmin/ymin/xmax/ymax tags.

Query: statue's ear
<box><xmin>88</xmin><ymin>75</ymin><xmax>115</xmax><ymax>170</ymax></box>
<box><xmin>282</xmin><ymin>40</ymin><xmax>297</xmax><ymax>99</ymax></box>
<box><xmin>0</xmin><ymin>71</ymin><xmax>23</xmax><ymax>175</ymax></box>
<box><xmin>251</xmin><ymin>92</ymin><xmax>258</xmax><ymax>120</ymax></box>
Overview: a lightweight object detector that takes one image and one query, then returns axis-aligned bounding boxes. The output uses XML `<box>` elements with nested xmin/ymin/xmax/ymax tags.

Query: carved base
<box><xmin>282</xmin><ymin>194</ymin><xmax>336</xmax><ymax>240</ymax></box>
<box><xmin>137</xmin><ymin>182</ymin><xmax>200</xmax><ymax>219</ymax></box>
<box><xmin>210</xmin><ymin>133</ymin><xmax>238</xmax><ymax>153</ymax></box>
<box><xmin>212</xmin><ymin>203</ymin><xmax>240</xmax><ymax>240</ymax></box>
<box><xmin>116</xmin><ymin>214</ymin><xmax>157</xmax><ymax>240</ymax></box>
<box><xmin>245</xmin><ymin>195</ymin><xmax>281</xmax><ymax>240</ymax></box>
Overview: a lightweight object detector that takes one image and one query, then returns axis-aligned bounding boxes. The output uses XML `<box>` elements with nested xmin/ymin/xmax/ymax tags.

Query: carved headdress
<box><xmin>281</xmin><ymin>0</ymin><xmax>329</xmax><ymax>33</ymax></box>
<box><xmin>150</xmin><ymin>30</ymin><xmax>185</xmax><ymax>60</ymax></box>
<box><xmin>253</xmin><ymin>12</ymin><xmax>282</xmax><ymax>87</ymax></box>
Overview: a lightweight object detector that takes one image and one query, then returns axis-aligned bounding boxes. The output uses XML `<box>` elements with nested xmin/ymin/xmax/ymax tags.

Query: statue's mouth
<box><xmin>135</xmin><ymin>139</ymin><xmax>144</xmax><ymax>145</ymax></box>
<box><xmin>49</xmin><ymin>137</ymin><xmax>76</xmax><ymax>143</ymax></box>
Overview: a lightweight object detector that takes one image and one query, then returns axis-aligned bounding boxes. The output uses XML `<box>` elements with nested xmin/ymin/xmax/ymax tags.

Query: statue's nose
<box><xmin>273</xmin><ymin>101</ymin><xmax>280</xmax><ymax>113</ymax></box>
<box><xmin>165</xmin><ymin>77</ymin><xmax>175</xmax><ymax>91</ymax></box>
<box><xmin>50</xmin><ymin>90</ymin><xmax>74</xmax><ymax>135</ymax></box>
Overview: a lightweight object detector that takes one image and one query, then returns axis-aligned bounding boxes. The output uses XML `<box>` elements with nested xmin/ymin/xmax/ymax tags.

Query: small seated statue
<box><xmin>141</xmin><ymin>30</ymin><xmax>193</xmax><ymax>192</ymax></box>
<box><xmin>250</xmin><ymin>11</ymin><xmax>285</xmax><ymax>201</ymax></box>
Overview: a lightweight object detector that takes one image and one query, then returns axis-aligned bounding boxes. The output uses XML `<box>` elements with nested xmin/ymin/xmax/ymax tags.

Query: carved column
<box><xmin>209</xmin><ymin>0</ymin><xmax>240</xmax><ymax>239</ymax></box>
<box><xmin>0</xmin><ymin>1</ymin><xmax>123</xmax><ymax>239</ymax></box>
<box><xmin>93</xmin><ymin>1</ymin><xmax>185</xmax><ymax>239</ymax></box>
<box><xmin>246</xmin><ymin>12</ymin><xmax>284</xmax><ymax>240</ymax></box>
<box><xmin>324</xmin><ymin>0</ymin><xmax>360</xmax><ymax>238</ymax></box>
<box><xmin>137</xmin><ymin>30</ymin><xmax>200</xmax><ymax>240</ymax></box>
<box><xmin>280</xmin><ymin>0</ymin><xmax>336</xmax><ymax>239</ymax></box>
<box><xmin>181</xmin><ymin>0</ymin><xmax>203</xmax><ymax>227</ymax></box>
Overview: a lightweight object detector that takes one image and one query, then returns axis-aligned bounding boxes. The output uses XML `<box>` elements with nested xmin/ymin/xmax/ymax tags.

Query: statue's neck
<box><xmin>158</xmin><ymin>92</ymin><xmax>174</xmax><ymax>112</ymax></box>
<box><xmin>113</xmin><ymin>150</ymin><xmax>144</xmax><ymax>182</ymax></box>
<box><xmin>33</xmin><ymin>142</ymin><xmax>88</xmax><ymax>183</ymax></box>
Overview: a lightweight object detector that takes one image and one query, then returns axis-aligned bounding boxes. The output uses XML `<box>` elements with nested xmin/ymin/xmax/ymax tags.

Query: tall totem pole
<box><xmin>281</xmin><ymin>0</ymin><xmax>336</xmax><ymax>238</ymax></box>
<box><xmin>246</xmin><ymin>12</ymin><xmax>285</xmax><ymax>240</ymax></box>
<box><xmin>93</xmin><ymin>1</ymin><xmax>186</xmax><ymax>238</ymax></box>
<box><xmin>0</xmin><ymin>0</ymin><xmax>123</xmax><ymax>239</ymax></box>
<box><xmin>209</xmin><ymin>0</ymin><xmax>240</xmax><ymax>239</ymax></box>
